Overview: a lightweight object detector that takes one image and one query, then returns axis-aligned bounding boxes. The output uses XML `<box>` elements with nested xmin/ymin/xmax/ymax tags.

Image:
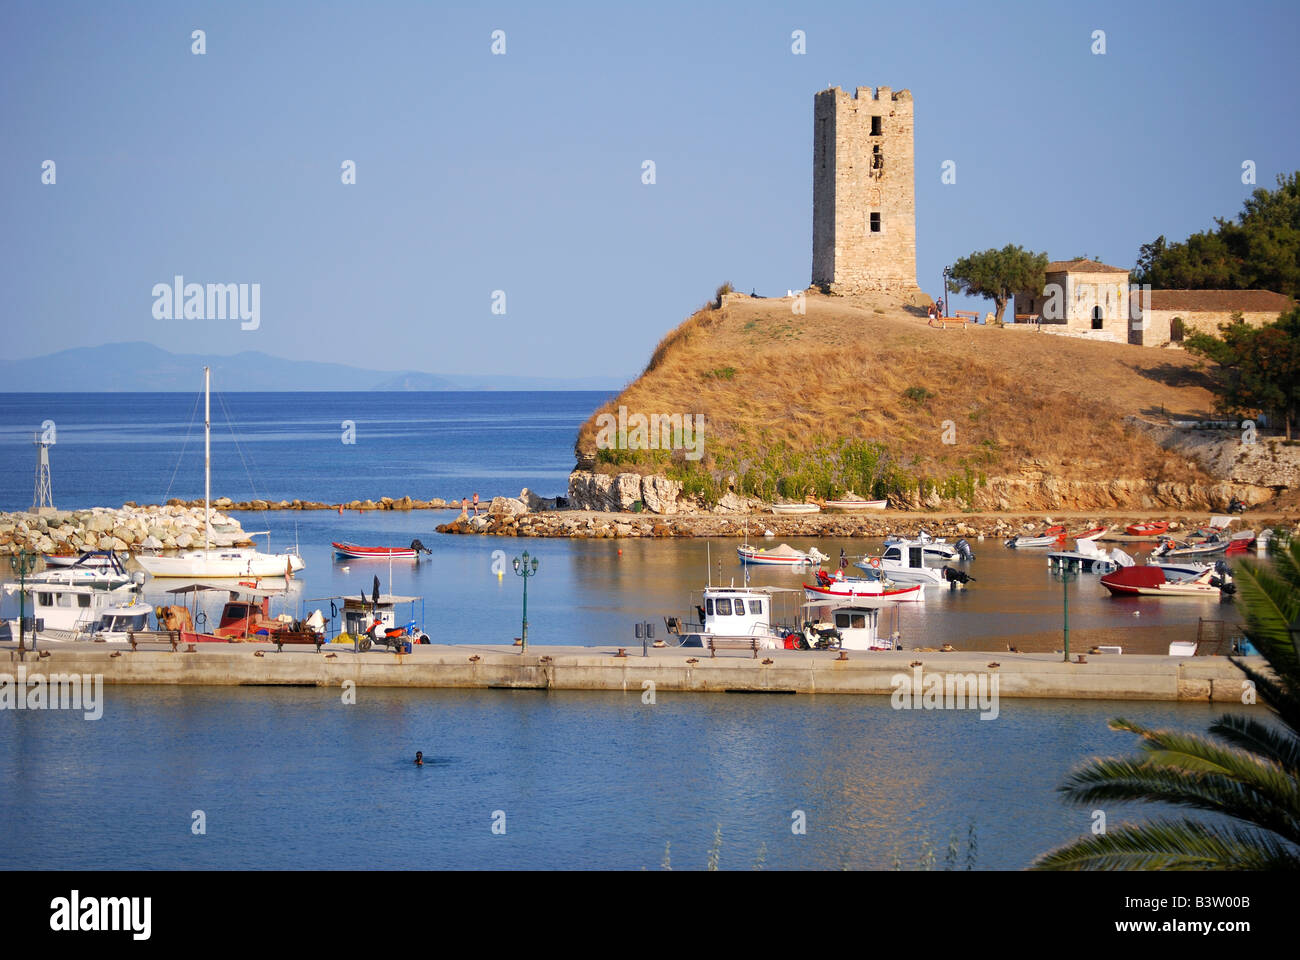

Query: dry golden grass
<box><xmin>578</xmin><ymin>292</ymin><xmax>1217</xmax><ymax>486</ymax></box>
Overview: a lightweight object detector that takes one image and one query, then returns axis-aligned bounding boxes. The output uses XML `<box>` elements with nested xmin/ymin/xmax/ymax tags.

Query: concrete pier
<box><xmin>1</xmin><ymin>642</ymin><xmax>1263</xmax><ymax>703</ymax></box>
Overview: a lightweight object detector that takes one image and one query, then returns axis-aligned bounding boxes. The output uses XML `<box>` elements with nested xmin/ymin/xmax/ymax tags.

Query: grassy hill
<box><xmin>574</xmin><ymin>290</ymin><xmax>1222</xmax><ymax>507</ymax></box>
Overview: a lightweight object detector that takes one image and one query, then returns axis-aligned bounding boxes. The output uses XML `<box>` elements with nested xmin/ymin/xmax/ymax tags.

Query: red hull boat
<box><xmin>1125</xmin><ymin>522</ymin><xmax>1170</xmax><ymax>538</ymax></box>
<box><xmin>333</xmin><ymin>540</ymin><xmax>429</xmax><ymax>560</ymax></box>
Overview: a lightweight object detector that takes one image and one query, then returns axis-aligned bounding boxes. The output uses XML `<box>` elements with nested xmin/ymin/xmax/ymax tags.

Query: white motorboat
<box><xmin>134</xmin><ymin>367</ymin><xmax>304</xmax><ymax>579</ymax></box>
<box><xmin>856</xmin><ymin>543</ymin><xmax>950</xmax><ymax>586</ymax></box>
<box><xmin>42</xmin><ymin>550</ymin><xmax>128</xmax><ymax>570</ymax></box>
<box><xmin>1006</xmin><ymin>525</ymin><xmax>1067</xmax><ymax>548</ymax></box>
<box><xmin>737</xmin><ymin>543</ymin><xmax>829</xmax><ymax>566</ymax></box>
<box><xmin>25</xmin><ymin>552</ymin><xmax>137</xmax><ymax>591</ymax></box>
<box><xmin>1047</xmin><ymin>540</ymin><xmax>1134</xmax><ymax>574</ymax></box>
<box><xmin>884</xmin><ymin>532</ymin><xmax>975</xmax><ymax>561</ymax></box>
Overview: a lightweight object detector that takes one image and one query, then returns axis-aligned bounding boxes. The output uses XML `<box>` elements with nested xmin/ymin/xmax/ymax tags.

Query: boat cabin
<box><xmin>701</xmin><ymin>587</ymin><xmax>771</xmax><ymax>636</ymax></box>
<box><xmin>803</xmin><ymin>601</ymin><xmax>898</xmax><ymax>650</ymax></box>
<box><xmin>883</xmin><ymin>544</ymin><xmax>930</xmax><ymax>570</ymax></box>
<box><xmin>90</xmin><ymin>601</ymin><xmax>153</xmax><ymax>641</ymax></box>
<box><xmin>3</xmin><ymin>580</ymin><xmax>141</xmax><ymax>635</ymax></box>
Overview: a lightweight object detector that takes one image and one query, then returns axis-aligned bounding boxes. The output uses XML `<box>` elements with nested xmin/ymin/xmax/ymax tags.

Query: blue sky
<box><xmin>2</xmin><ymin>0</ymin><xmax>1297</xmax><ymax>379</ymax></box>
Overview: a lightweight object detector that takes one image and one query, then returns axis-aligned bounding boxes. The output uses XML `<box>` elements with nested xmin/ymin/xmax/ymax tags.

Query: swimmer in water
<box><xmin>415</xmin><ymin>751</ymin><xmax>423</xmax><ymax>766</ymax></box>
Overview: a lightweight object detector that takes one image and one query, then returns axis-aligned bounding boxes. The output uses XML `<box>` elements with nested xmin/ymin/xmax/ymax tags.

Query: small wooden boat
<box><xmin>824</xmin><ymin>498</ymin><xmax>887</xmax><ymax>511</ymax></box>
<box><xmin>1069</xmin><ymin>527</ymin><xmax>1109</xmax><ymax>542</ymax></box>
<box><xmin>803</xmin><ymin>574</ymin><xmax>924</xmax><ymax>603</ymax></box>
<box><xmin>737</xmin><ymin>543</ymin><xmax>828</xmax><ymax>566</ymax></box>
<box><xmin>770</xmin><ymin>503</ymin><xmax>821</xmax><ymax>515</ymax></box>
<box><xmin>1006</xmin><ymin>525</ymin><xmax>1066</xmax><ymax>548</ymax></box>
<box><xmin>1125</xmin><ymin>521</ymin><xmax>1170</xmax><ymax>538</ymax></box>
<box><xmin>332</xmin><ymin>540</ymin><xmax>430</xmax><ymax>560</ymax></box>
<box><xmin>1223</xmin><ymin>530</ymin><xmax>1255</xmax><ymax>555</ymax></box>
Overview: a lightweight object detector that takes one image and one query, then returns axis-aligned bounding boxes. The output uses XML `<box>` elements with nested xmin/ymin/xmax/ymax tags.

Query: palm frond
<box><xmin>1032</xmin><ymin>818</ymin><xmax>1300</xmax><ymax>871</ymax></box>
<box><xmin>1232</xmin><ymin>558</ymin><xmax>1300</xmax><ymax>682</ymax></box>
<box><xmin>1209</xmin><ymin>712</ymin><xmax>1300</xmax><ymax>775</ymax></box>
<box><xmin>1231</xmin><ymin>659</ymin><xmax>1300</xmax><ymax>734</ymax></box>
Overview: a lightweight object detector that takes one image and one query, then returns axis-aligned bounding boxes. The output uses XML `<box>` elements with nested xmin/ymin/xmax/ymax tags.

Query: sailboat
<box><xmin>135</xmin><ymin>367</ymin><xmax>306</xmax><ymax>579</ymax></box>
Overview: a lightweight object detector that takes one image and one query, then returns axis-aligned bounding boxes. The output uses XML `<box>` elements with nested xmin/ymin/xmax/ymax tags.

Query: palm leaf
<box><xmin>1057</xmin><ymin>720</ymin><xmax>1300</xmax><ymax>844</ymax></box>
<box><xmin>1032</xmin><ymin>818</ymin><xmax>1300</xmax><ymax>871</ymax></box>
<box><xmin>1209</xmin><ymin>712</ymin><xmax>1300</xmax><ymax>774</ymax></box>
<box><xmin>1232</xmin><ymin>558</ymin><xmax>1300</xmax><ymax>681</ymax></box>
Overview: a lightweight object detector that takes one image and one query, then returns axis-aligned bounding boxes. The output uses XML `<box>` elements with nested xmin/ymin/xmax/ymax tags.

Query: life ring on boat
<box><xmin>869</xmin><ymin>558</ymin><xmax>882</xmax><ymax>569</ymax></box>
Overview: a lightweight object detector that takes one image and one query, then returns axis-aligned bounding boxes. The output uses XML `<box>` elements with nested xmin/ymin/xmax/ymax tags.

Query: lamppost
<box><xmin>941</xmin><ymin>265</ymin><xmax>952</xmax><ymax>319</ymax></box>
<box><xmin>512</xmin><ymin>550</ymin><xmax>539</xmax><ymax>654</ymax></box>
<box><xmin>1053</xmin><ymin>562</ymin><xmax>1078</xmax><ymax>662</ymax></box>
<box><xmin>9</xmin><ymin>548</ymin><xmax>36</xmax><ymax>658</ymax></box>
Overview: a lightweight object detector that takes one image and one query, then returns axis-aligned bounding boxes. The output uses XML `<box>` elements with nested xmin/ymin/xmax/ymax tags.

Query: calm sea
<box><xmin>0</xmin><ymin>391</ymin><xmax>1261</xmax><ymax>869</ymax></box>
<box><xmin>0</xmin><ymin>390</ymin><xmax>610</xmax><ymax>512</ymax></box>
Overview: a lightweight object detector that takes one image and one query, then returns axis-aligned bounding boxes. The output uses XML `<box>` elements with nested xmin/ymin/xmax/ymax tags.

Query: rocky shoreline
<box><xmin>435</xmin><ymin>507</ymin><xmax>1296</xmax><ymax>541</ymax></box>
<box><xmin>0</xmin><ymin>505</ymin><xmax>251</xmax><ymax>557</ymax></box>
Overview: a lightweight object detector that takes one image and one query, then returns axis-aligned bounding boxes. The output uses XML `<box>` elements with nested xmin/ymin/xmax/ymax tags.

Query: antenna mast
<box><xmin>31</xmin><ymin>432</ymin><xmax>53</xmax><ymax>512</ymax></box>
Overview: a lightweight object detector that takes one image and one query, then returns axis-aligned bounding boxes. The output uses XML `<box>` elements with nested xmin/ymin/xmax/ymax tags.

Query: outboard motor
<box><xmin>410</xmin><ymin>539</ymin><xmax>431</xmax><ymax>554</ymax></box>
<box><xmin>955</xmin><ymin>538</ymin><xmax>975</xmax><ymax>561</ymax></box>
<box><xmin>1210</xmin><ymin>560</ymin><xmax>1236</xmax><ymax>598</ymax></box>
<box><xmin>942</xmin><ymin>566</ymin><xmax>974</xmax><ymax>589</ymax></box>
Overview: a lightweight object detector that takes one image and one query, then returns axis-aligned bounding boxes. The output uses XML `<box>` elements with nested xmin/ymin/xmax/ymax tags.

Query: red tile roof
<box><xmin>1137</xmin><ymin>289</ymin><xmax>1294</xmax><ymax>313</ymax></box>
<box><xmin>1045</xmin><ymin>258</ymin><xmax>1129</xmax><ymax>274</ymax></box>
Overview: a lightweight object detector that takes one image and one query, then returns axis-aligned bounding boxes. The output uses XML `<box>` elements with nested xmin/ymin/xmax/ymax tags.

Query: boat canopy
<box><xmin>307</xmin><ymin>594</ymin><xmax>422</xmax><ymax>605</ymax></box>
<box><xmin>165</xmin><ymin>581</ymin><xmax>290</xmax><ymax>599</ymax></box>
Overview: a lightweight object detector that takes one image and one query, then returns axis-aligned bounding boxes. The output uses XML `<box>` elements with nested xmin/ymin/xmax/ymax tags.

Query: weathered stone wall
<box><xmin>1137</xmin><ymin>309</ymin><xmax>1285</xmax><ymax>346</ymax></box>
<box><xmin>812</xmin><ymin>85</ymin><xmax>918</xmax><ymax>294</ymax></box>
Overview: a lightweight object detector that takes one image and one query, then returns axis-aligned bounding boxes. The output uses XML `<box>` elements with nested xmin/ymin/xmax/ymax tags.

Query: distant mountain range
<box><xmin>0</xmin><ymin>342</ymin><xmax>628</xmax><ymax>392</ymax></box>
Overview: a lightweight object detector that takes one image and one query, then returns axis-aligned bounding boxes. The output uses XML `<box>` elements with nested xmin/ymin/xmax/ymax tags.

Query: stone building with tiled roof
<box><xmin>1129</xmin><ymin>288</ymin><xmax>1294</xmax><ymax>346</ymax></box>
<box><xmin>1013</xmin><ymin>258</ymin><xmax>1293</xmax><ymax>346</ymax></box>
<box><xmin>1013</xmin><ymin>259</ymin><xmax>1132</xmax><ymax>342</ymax></box>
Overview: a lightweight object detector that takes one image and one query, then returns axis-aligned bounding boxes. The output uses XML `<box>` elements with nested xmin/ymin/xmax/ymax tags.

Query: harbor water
<box><xmin>0</xmin><ymin>391</ymin><xmax>1260</xmax><ymax>869</ymax></box>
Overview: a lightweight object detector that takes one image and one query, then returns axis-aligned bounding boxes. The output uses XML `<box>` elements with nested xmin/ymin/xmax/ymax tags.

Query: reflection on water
<box><xmin>0</xmin><ymin>685</ymin><xmax>1261</xmax><ymax>870</ymax></box>
<box><xmin>3</xmin><ymin>512</ymin><xmax>1233</xmax><ymax>655</ymax></box>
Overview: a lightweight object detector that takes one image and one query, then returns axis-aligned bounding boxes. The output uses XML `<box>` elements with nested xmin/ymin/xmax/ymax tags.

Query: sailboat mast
<box><xmin>204</xmin><ymin>366</ymin><xmax>211</xmax><ymax>553</ymax></box>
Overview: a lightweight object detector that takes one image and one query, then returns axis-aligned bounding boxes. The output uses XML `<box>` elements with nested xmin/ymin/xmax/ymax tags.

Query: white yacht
<box><xmin>134</xmin><ymin>367</ymin><xmax>304</xmax><ymax>579</ymax></box>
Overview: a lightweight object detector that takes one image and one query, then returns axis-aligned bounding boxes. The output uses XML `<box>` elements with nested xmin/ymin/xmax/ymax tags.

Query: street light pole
<box><xmin>1055</xmin><ymin>563</ymin><xmax>1078</xmax><ymax>662</ymax></box>
<box><xmin>942</xmin><ymin>266</ymin><xmax>952</xmax><ymax>319</ymax></box>
<box><xmin>512</xmin><ymin>550</ymin><xmax>540</xmax><ymax>655</ymax></box>
<box><xmin>10</xmin><ymin>548</ymin><xmax>36</xmax><ymax>659</ymax></box>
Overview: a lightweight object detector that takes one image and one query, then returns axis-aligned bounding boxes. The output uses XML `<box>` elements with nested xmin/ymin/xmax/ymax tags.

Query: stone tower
<box><xmin>812</xmin><ymin>85</ymin><xmax>919</xmax><ymax>293</ymax></box>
